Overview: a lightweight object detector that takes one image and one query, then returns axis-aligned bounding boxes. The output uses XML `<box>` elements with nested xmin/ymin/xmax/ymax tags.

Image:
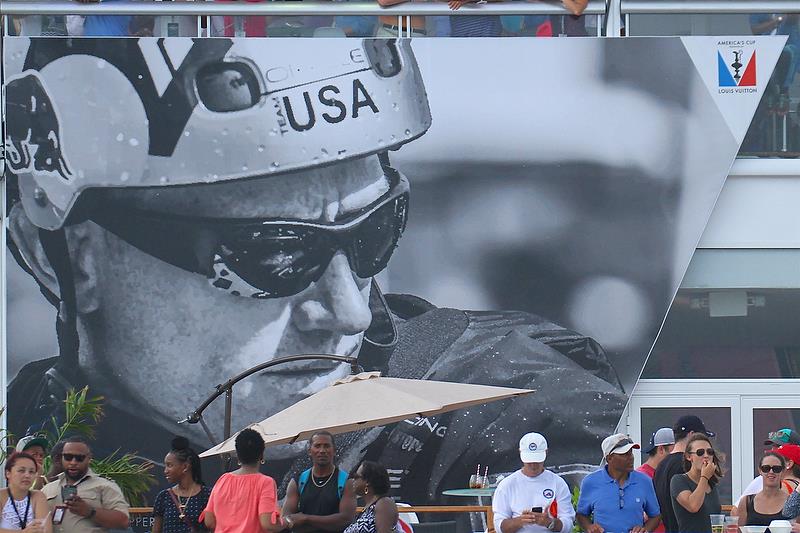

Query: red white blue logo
<box><xmin>718</xmin><ymin>47</ymin><xmax>756</xmax><ymax>87</ymax></box>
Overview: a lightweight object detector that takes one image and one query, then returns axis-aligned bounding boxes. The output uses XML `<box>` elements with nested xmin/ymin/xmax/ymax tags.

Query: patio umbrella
<box><xmin>200</xmin><ymin>371</ymin><xmax>533</xmax><ymax>457</ymax></box>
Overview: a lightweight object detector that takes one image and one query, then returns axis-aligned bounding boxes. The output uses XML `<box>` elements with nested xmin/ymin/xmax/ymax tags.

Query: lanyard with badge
<box><xmin>8</xmin><ymin>489</ymin><xmax>31</xmax><ymax>529</ymax></box>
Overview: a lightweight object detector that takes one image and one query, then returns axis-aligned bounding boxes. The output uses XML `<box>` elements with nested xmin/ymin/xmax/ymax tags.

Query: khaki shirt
<box><xmin>42</xmin><ymin>469</ymin><xmax>130</xmax><ymax>533</ymax></box>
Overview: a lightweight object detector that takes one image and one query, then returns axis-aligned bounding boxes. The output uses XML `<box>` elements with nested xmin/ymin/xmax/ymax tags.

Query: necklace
<box><xmin>312</xmin><ymin>468</ymin><xmax>336</xmax><ymax>488</ymax></box>
<box><xmin>177</xmin><ymin>494</ymin><xmax>192</xmax><ymax>520</ymax></box>
<box><xmin>172</xmin><ymin>485</ymin><xmax>197</xmax><ymax>520</ymax></box>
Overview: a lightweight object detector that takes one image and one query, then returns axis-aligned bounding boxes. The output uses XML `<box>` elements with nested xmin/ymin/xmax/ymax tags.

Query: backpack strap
<box><xmin>298</xmin><ymin>469</ymin><xmax>312</xmax><ymax>495</ymax></box>
<box><xmin>336</xmin><ymin>469</ymin><xmax>349</xmax><ymax>499</ymax></box>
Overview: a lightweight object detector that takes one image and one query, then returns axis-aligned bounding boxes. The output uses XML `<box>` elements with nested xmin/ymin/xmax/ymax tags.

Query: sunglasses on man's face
<box><xmin>61</xmin><ymin>453</ymin><xmax>87</xmax><ymax>463</ymax></box>
<box><xmin>90</xmin><ymin>167</ymin><xmax>409</xmax><ymax>299</ymax></box>
<box><xmin>687</xmin><ymin>448</ymin><xmax>715</xmax><ymax>457</ymax></box>
<box><xmin>760</xmin><ymin>465</ymin><xmax>784</xmax><ymax>474</ymax></box>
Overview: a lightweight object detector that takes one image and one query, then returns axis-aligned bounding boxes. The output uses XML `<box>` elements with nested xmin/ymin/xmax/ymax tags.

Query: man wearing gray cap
<box><xmin>492</xmin><ymin>433</ymin><xmax>575</xmax><ymax>533</ymax></box>
<box><xmin>637</xmin><ymin>428</ymin><xmax>675</xmax><ymax>480</ymax></box>
<box><xmin>637</xmin><ymin>428</ymin><xmax>674</xmax><ymax>533</ymax></box>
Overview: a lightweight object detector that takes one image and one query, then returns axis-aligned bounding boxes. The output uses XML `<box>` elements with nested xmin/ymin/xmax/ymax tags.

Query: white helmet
<box><xmin>4</xmin><ymin>37</ymin><xmax>431</xmax><ymax>229</ymax></box>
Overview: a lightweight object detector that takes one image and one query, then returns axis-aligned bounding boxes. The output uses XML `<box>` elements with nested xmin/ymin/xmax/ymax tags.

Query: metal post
<box><xmin>224</xmin><ymin>387</ymin><xmax>233</xmax><ymax>441</ymax></box>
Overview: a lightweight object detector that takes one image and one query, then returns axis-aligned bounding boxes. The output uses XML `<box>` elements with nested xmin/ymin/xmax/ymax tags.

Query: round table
<box><xmin>441</xmin><ymin>488</ymin><xmax>496</xmax><ymax>532</ymax></box>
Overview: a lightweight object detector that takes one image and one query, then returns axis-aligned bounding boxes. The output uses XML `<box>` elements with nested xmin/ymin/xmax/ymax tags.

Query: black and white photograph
<box><xmin>3</xmin><ymin>35</ymin><xmax>783</xmax><ymax>504</ymax></box>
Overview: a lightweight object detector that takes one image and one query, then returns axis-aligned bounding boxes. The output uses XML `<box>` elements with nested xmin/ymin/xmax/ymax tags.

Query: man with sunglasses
<box><xmin>577</xmin><ymin>434</ymin><xmax>661</xmax><ymax>533</ymax></box>
<box><xmin>41</xmin><ymin>436</ymin><xmax>129</xmax><ymax>533</ymax></box>
<box><xmin>6</xmin><ymin>37</ymin><xmax>626</xmax><ymax>505</ymax></box>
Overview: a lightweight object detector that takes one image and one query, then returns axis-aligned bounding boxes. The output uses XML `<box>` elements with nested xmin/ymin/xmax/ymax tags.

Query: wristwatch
<box><xmin>547</xmin><ymin>518</ymin><xmax>557</xmax><ymax>531</ymax></box>
<box><xmin>88</xmin><ymin>508</ymin><xmax>97</xmax><ymax>520</ymax></box>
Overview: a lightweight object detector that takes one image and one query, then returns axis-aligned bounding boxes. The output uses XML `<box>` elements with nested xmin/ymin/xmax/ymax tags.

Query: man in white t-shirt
<box><xmin>492</xmin><ymin>433</ymin><xmax>576</xmax><ymax>533</ymax></box>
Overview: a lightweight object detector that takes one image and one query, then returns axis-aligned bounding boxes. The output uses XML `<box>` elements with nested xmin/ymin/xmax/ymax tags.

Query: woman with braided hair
<box><xmin>152</xmin><ymin>437</ymin><xmax>211</xmax><ymax>533</ymax></box>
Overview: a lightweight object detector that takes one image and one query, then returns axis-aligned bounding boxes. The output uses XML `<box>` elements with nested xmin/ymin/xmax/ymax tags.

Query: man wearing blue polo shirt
<box><xmin>74</xmin><ymin>0</ymin><xmax>132</xmax><ymax>36</ymax></box>
<box><xmin>577</xmin><ymin>434</ymin><xmax>661</xmax><ymax>533</ymax></box>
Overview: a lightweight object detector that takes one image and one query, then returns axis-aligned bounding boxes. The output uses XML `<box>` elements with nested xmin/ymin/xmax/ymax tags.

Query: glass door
<box><xmin>628</xmin><ymin>387</ymin><xmax>740</xmax><ymax>504</ymax></box>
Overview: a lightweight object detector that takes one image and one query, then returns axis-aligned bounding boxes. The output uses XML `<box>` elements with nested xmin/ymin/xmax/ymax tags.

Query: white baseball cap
<box><xmin>601</xmin><ymin>433</ymin><xmax>640</xmax><ymax>457</ymax></box>
<box><xmin>519</xmin><ymin>433</ymin><xmax>548</xmax><ymax>463</ymax></box>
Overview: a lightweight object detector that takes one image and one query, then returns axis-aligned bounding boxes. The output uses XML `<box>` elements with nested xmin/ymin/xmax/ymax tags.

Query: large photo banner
<box><xmin>3</xmin><ymin>35</ymin><xmax>785</xmax><ymax>503</ymax></box>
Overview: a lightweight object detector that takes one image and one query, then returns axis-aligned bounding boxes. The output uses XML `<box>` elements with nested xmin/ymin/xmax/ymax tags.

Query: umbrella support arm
<box><xmin>179</xmin><ymin>354</ymin><xmax>361</xmax><ymax>443</ymax></box>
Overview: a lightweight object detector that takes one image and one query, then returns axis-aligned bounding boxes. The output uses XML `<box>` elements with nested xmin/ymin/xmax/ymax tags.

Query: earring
<box><xmin>260</xmin><ymin>459</ymin><xmax>265</xmax><ymax>465</ymax></box>
<box><xmin>363</xmin><ymin>487</ymin><xmax>369</xmax><ymax>495</ymax></box>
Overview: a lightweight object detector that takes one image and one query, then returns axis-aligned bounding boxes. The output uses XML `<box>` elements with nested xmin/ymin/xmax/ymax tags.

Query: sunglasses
<box><xmin>687</xmin><ymin>448</ymin><xmax>715</xmax><ymax>457</ymax></box>
<box><xmin>760</xmin><ymin>465</ymin><xmax>785</xmax><ymax>474</ymax></box>
<box><xmin>61</xmin><ymin>453</ymin><xmax>87</xmax><ymax>463</ymax></box>
<box><xmin>89</xmin><ymin>167</ymin><xmax>409</xmax><ymax>299</ymax></box>
<box><xmin>618</xmin><ymin>487</ymin><xmax>625</xmax><ymax>510</ymax></box>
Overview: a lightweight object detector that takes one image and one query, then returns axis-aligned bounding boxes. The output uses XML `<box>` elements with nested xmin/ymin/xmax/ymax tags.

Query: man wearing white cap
<box><xmin>577</xmin><ymin>434</ymin><xmax>661</xmax><ymax>533</ymax></box>
<box><xmin>492</xmin><ymin>433</ymin><xmax>575</xmax><ymax>533</ymax></box>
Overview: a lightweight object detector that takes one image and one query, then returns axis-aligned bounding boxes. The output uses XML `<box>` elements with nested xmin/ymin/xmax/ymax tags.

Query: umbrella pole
<box><xmin>224</xmin><ymin>387</ymin><xmax>233</xmax><ymax>471</ymax></box>
<box><xmin>180</xmin><ymin>353</ymin><xmax>362</xmax><ymax>467</ymax></box>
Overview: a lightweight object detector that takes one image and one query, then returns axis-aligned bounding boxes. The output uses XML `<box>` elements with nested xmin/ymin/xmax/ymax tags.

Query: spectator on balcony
<box><xmin>750</xmin><ymin>14</ymin><xmax>800</xmax><ymax>92</ymax></box>
<box><xmin>214</xmin><ymin>0</ymin><xmax>269</xmax><ymax>37</ymax></box>
<box><xmin>74</xmin><ymin>0</ymin><xmax>132</xmax><ymax>36</ymax></box>
<box><xmin>446</xmin><ymin>0</ymin><xmax>502</xmax><ymax>38</ymax></box>
<box><xmin>375</xmin><ymin>0</ymin><xmax>428</xmax><ymax>36</ymax></box>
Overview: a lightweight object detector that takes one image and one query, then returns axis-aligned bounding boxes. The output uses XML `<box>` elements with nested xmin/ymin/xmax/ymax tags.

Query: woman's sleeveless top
<box><xmin>746</xmin><ymin>494</ymin><xmax>788</xmax><ymax>526</ymax></box>
<box><xmin>0</xmin><ymin>493</ymin><xmax>34</xmax><ymax>530</ymax></box>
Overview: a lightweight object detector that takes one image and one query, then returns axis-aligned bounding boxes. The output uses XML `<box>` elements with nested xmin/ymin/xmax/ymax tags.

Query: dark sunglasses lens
<box><xmin>62</xmin><ymin>454</ymin><xmax>85</xmax><ymax>462</ymax></box>
<box><xmin>197</xmin><ymin>62</ymin><xmax>260</xmax><ymax>112</ymax></box>
<box><xmin>761</xmin><ymin>465</ymin><xmax>784</xmax><ymax>473</ymax></box>
<box><xmin>352</xmin><ymin>195</ymin><xmax>408</xmax><ymax>278</ymax></box>
<box><xmin>219</xmin><ymin>227</ymin><xmax>332</xmax><ymax>298</ymax></box>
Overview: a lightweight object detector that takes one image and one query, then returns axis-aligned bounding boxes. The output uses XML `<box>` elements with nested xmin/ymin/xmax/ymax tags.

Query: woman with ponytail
<box><xmin>152</xmin><ymin>437</ymin><xmax>211</xmax><ymax>533</ymax></box>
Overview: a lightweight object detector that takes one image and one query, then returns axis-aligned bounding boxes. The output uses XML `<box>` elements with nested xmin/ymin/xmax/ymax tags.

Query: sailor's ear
<box><xmin>8</xmin><ymin>203</ymin><xmax>99</xmax><ymax>314</ymax></box>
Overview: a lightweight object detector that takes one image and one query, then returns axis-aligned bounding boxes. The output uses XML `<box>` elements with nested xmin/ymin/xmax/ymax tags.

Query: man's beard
<box><xmin>65</xmin><ymin>469</ymin><xmax>86</xmax><ymax>482</ymax></box>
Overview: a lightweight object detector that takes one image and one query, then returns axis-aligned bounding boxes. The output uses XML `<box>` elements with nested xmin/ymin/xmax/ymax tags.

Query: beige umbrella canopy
<box><xmin>200</xmin><ymin>371</ymin><xmax>533</xmax><ymax>457</ymax></box>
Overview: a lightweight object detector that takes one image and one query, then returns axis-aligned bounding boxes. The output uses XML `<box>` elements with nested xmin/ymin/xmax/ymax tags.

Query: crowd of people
<box><xmin>8</xmin><ymin>417</ymin><xmax>800</xmax><ymax>533</ymax></box>
<box><xmin>493</xmin><ymin>417</ymin><xmax>800</xmax><ymax>533</ymax></box>
<box><xmin>4</xmin><ymin>0</ymin><xmax>595</xmax><ymax>38</ymax></box>
<box><xmin>2</xmin><ymin>430</ymin><xmax>401</xmax><ymax>533</ymax></box>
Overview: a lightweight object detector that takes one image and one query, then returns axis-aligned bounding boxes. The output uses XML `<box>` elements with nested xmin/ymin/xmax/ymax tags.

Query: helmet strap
<box><xmin>358</xmin><ymin>279</ymin><xmax>397</xmax><ymax>374</ymax></box>
<box><xmin>37</xmin><ymin>228</ymin><xmax>81</xmax><ymax>380</ymax></box>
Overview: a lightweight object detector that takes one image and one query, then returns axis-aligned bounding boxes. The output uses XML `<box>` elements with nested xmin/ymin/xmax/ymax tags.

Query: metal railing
<box><xmin>0</xmin><ymin>0</ymin><xmax>605</xmax><ymax>17</ymax></box>
<box><xmin>620</xmin><ymin>0</ymin><xmax>800</xmax><ymax>15</ymax></box>
<box><xmin>1</xmin><ymin>0</ymin><xmax>608</xmax><ymax>37</ymax></box>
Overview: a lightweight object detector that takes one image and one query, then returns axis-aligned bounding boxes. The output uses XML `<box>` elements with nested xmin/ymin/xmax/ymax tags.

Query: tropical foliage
<box><xmin>6</xmin><ymin>387</ymin><xmax>156</xmax><ymax>505</ymax></box>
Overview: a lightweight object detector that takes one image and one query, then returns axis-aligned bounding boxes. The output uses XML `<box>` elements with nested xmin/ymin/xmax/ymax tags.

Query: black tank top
<box><xmin>746</xmin><ymin>494</ymin><xmax>787</xmax><ymax>526</ymax></box>
<box><xmin>297</xmin><ymin>467</ymin><xmax>343</xmax><ymax>531</ymax></box>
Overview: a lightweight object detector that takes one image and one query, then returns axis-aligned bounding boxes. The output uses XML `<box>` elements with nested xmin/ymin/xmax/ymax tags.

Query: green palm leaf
<box><xmin>7</xmin><ymin>386</ymin><xmax>156</xmax><ymax>505</ymax></box>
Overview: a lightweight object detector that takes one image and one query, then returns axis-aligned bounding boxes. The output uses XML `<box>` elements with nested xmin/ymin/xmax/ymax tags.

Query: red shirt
<box><xmin>636</xmin><ymin>463</ymin><xmax>656</xmax><ymax>479</ymax></box>
<box><xmin>635</xmin><ymin>464</ymin><xmax>664</xmax><ymax>533</ymax></box>
<box><xmin>217</xmin><ymin>0</ymin><xmax>267</xmax><ymax>37</ymax></box>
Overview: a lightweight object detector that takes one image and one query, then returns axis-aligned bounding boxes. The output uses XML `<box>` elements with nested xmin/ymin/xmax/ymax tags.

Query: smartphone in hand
<box><xmin>531</xmin><ymin>507</ymin><xmax>543</xmax><ymax>513</ymax></box>
<box><xmin>61</xmin><ymin>485</ymin><xmax>77</xmax><ymax>502</ymax></box>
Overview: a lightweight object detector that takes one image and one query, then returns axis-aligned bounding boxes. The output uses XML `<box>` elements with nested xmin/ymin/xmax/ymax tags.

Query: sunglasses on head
<box><xmin>688</xmin><ymin>448</ymin><xmax>715</xmax><ymax>457</ymax></box>
<box><xmin>89</xmin><ymin>167</ymin><xmax>408</xmax><ymax>299</ymax></box>
<box><xmin>61</xmin><ymin>453</ymin><xmax>87</xmax><ymax>462</ymax></box>
<box><xmin>760</xmin><ymin>465</ymin><xmax>784</xmax><ymax>474</ymax></box>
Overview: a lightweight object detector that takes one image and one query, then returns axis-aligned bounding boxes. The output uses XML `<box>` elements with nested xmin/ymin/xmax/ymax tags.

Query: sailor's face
<box><xmin>89</xmin><ymin>155</ymin><xmax>391</xmax><ymax>442</ymax></box>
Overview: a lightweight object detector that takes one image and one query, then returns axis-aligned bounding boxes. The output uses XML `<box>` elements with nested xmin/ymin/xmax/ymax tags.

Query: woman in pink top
<box><xmin>203</xmin><ymin>429</ymin><xmax>285</xmax><ymax>533</ymax></box>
